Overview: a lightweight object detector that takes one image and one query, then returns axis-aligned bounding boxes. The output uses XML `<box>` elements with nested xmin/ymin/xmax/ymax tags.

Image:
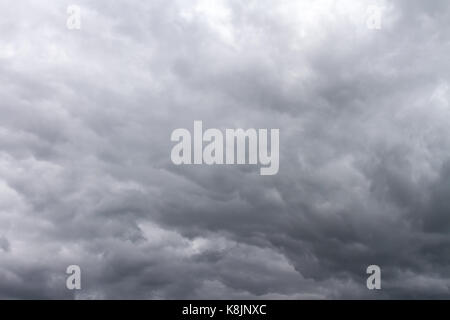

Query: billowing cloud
<box><xmin>0</xmin><ymin>0</ymin><xmax>449</xmax><ymax>299</ymax></box>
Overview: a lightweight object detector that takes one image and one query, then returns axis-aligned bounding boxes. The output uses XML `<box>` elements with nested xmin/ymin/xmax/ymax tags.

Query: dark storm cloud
<box><xmin>0</xmin><ymin>0</ymin><xmax>449</xmax><ymax>299</ymax></box>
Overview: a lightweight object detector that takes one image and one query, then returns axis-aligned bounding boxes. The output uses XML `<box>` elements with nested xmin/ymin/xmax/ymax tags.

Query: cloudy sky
<box><xmin>0</xmin><ymin>0</ymin><xmax>450</xmax><ymax>299</ymax></box>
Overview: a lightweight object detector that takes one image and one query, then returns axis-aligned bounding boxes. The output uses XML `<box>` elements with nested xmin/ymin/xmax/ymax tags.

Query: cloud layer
<box><xmin>0</xmin><ymin>0</ymin><xmax>450</xmax><ymax>299</ymax></box>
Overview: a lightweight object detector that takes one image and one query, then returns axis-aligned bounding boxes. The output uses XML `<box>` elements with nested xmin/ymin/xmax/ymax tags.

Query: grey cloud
<box><xmin>0</xmin><ymin>0</ymin><xmax>449</xmax><ymax>299</ymax></box>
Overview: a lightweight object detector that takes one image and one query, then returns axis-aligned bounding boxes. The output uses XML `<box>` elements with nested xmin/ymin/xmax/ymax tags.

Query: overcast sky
<box><xmin>0</xmin><ymin>0</ymin><xmax>450</xmax><ymax>299</ymax></box>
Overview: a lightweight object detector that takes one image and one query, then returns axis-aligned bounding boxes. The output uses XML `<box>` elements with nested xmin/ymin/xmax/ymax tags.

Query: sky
<box><xmin>0</xmin><ymin>0</ymin><xmax>450</xmax><ymax>299</ymax></box>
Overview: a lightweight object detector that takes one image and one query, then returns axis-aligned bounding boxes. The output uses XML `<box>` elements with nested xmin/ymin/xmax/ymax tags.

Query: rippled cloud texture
<box><xmin>1</xmin><ymin>0</ymin><xmax>450</xmax><ymax>299</ymax></box>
